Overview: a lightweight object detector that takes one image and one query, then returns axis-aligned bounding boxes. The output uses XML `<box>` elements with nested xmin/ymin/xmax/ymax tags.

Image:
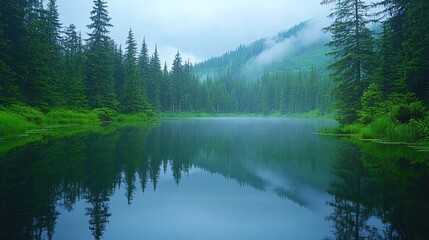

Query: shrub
<box><xmin>409</xmin><ymin>101</ymin><xmax>426</xmax><ymax>121</ymax></box>
<box><xmin>367</xmin><ymin>116</ymin><xmax>392</xmax><ymax>139</ymax></box>
<box><xmin>366</xmin><ymin>116</ymin><xmax>423</xmax><ymax>142</ymax></box>
<box><xmin>392</xmin><ymin>105</ymin><xmax>411</xmax><ymax>123</ymax></box>
<box><xmin>93</xmin><ymin>108</ymin><xmax>118</xmax><ymax>122</ymax></box>
<box><xmin>45</xmin><ymin>109</ymin><xmax>98</xmax><ymax>124</ymax></box>
<box><xmin>392</xmin><ymin>101</ymin><xmax>426</xmax><ymax>123</ymax></box>
<box><xmin>6</xmin><ymin>104</ymin><xmax>45</xmax><ymax>124</ymax></box>
<box><xmin>358</xmin><ymin>84</ymin><xmax>383</xmax><ymax>124</ymax></box>
<box><xmin>0</xmin><ymin>111</ymin><xmax>37</xmax><ymax>137</ymax></box>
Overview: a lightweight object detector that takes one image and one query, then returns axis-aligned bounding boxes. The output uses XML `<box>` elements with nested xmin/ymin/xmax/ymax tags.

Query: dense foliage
<box><xmin>0</xmin><ymin>4</ymin><xmax>333</xmax><ymax>116</ymax></box>
<box><xmin>0</xmin><ymin>0</ymin><xmax>194</xmax><ymax>114</ymax></box>
<box><xmin>322</xmin><ymin>0</ymin><xmax>429</xmax><ymax>128</ymax></box>
<box><xmin>193</xmin><ymin>22</ymin><xmax>334</xmax><ymax>114</ymax></box>
<box><xmin>0</xmin><ymin>0</ymin><xmax>427</xmax><ymax>135</ymax></box>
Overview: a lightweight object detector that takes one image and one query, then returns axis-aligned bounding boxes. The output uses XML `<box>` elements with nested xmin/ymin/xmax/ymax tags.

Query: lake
<box><xmin>1</xmin><ymin>117</ymin><xmax>428</xmax><ymax>240</ymax></box>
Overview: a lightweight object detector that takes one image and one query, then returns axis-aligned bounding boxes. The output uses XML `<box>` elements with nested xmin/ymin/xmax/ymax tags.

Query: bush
<box><xmin>358</xmin><ymin>84</ymin><xmax>383</xmax><ymax>124</ymax></box>
<box><xmin>392</xmin><ymin>105</ymin><xmax>411</xmax><ymax>123</ymax></box>
<box><xmin>0</xmin><ymin>111</ymin><xmax>37</xmax><ymax>137</ymax></box>
<box><xmin>93</xmin><ymin>108</ymin><xmax>118</xmax><ymax>122</ymax></box>
<box><xmin>409</xmin><ymin>101</ymin><xmax>426</xmax><ymax>121</ymax></box>
<box><xmin>365</xmin><ymin>116</ymin><xmax>423</xmax><ymax>142</ymax></box>
<box><xmin>367</xmin><ymin>116</ymin><xmax>392</xmax><ymax>139</ymax></box>
<box><xmin>45</xmin><ymin>109</ymin><xmax>98</xmax><ymax>124</ymax></box>
<box><xmin>6</xmin><ymin>104</ymin><xmax>45</xmax><ymax>124</ymax></box>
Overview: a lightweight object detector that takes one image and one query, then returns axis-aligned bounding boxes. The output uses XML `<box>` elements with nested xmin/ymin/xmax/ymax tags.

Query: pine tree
<box><xmin>322</xmin><ymin>0</ymin><xmax>374</xmax><ymax>124</ymax></box>
<box><xmin>114</xmin><ymin>45</ymin><xmax>124</xmax><ymax>102</ymax></box>
<box><xmin>137</xmin><ymin>39</ymin><xmax>150</xmax><ymax>105</ymax></box>
<box><xmin>26</xmin><ymin>1</ymin><xmax>56</xmax><ymax>109</ymax></box>
<box><xmin>401</xmin><ymin>0</ymin><xmax>429</xmax><ymax>105</ymax></box>
<box><xmin>170</xmin><ymin>52</ymin><xmax>183</xmax><ymax>112</ymax></box>
<box><xmin>0</xmin><ymin>8</ymin><xmax>18</xmax><ymax>105</ymax></box>
<box><xmin>148</xmin><ymin>46</ymin><xmax>161</xmax><ymax>111</ymax></box>
<box><xmin>63</xmin><ymin>24</ymin><xmax>87</xmax><ymax>109</ymax></box>
<box><xmin>85</xmin><ymin>0</ymin><xmax>117</xmax><ymax>109</ymax></box>
<box><xmin>120</xmin><ymin>29</ymin><xmax>148</xmax><ymax>113</ymax></box>
<box><xmin>0</xmin><ymin>0</ymin><xmax>29</xmax><ymax>105</ymax></box>
<box><xmin>45</xmin><ymin>0</ymin><xmax>64</xmax><ymax>106</ymax></box>
<box><xmin>160</xmin><ymin>61</ymin><xmax>170</xmax><ymax>111</ymax></box>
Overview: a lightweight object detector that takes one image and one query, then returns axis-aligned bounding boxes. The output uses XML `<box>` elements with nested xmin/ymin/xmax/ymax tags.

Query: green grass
<box><xmin>0</xmin><ymin>111</ymin><xmax>37</xmax><ymax>137</ymax></box>
<box><xmin>0</xmin><ymin>105</ymin><xmax>158</xmax><ymax>138</ymax></box>
<box><xmin>115</xmin><ymin>112</ymin><xmax>157</xmax><ymax>123</ymax></box>
<box><xmin>364</xmin><ymin>116</ymin><xmax>425</xmax><ymax>143</ymax></box>
<box><xmin>320</xmin><ymin>115</ymin><xmax>429</xmax><ymax>144</ymax></box>
<box><xmin>44</xmin><ymin>109</ymin><xmax>99</xmax><ymax>125</ymax></box>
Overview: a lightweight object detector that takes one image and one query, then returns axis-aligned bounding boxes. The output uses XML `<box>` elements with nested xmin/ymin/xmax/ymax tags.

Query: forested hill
<box><xmin>193</xmin><ymin>21</ymin><xmax>330</xmax><ymax>80</ymax></box>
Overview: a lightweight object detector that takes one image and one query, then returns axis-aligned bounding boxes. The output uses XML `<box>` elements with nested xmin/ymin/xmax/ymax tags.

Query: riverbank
<box><xmin>0</xmin><ymin>105</ymin><xmax>157</xmax><ymax>138</ymax></box>
<box><xmin>318</xmin><ymin>115</ymin><xmax>429</xmax><ymax>147</ymax></box>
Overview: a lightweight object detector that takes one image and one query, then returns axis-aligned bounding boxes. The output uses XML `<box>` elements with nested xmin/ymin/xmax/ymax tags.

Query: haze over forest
<box><xmin>0</xmin><ymin>0</ymin><xmax>428</xmax><ymax>134</ymax></box>
<box><xmin>56</xmin><ymin>0</ymin><xmax>331</xmax><ymax>65</ymax></box>
<box><xmin>1</xmin><ymin>1</ymin><xmax>429</xmax><ymax>239</ymax></box>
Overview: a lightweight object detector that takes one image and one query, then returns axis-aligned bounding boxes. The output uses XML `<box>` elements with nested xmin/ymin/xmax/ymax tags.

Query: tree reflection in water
<box><xmin>325</xmin><ymin>141</ymin><xmax>429</xmax><ymax>240</ymax></box>
<box><xmin>0</xmin><ymin>119</ymin><xmax>428</xmax><ymax>240</ymax></box>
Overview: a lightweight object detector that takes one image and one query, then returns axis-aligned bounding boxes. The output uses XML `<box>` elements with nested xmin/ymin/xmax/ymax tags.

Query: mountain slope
<box><xmin>193</xmin><ymin>20</ymin><xmax>331</xmax><ymax>80</ymax></box>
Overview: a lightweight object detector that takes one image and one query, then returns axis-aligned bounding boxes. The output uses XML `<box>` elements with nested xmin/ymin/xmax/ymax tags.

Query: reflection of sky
<box><xmin>55</xmin><ymin>168</ymin><xmax>332</xmax><ymax>240</ymax></box>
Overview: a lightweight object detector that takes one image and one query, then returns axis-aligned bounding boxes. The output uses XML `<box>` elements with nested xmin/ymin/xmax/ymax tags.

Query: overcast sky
<box><xmin>57</xmin><ymin>0</ymin><xmax>330</xmax><ymax>66</ymax></box>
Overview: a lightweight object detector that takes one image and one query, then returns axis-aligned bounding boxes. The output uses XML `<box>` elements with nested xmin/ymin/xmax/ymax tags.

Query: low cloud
<box><xmin>58</xmin><ymin>0</ymin><xmax>330</xmax><ymax>61</ymax></box>
<box><xmin>242</xmin><ymin>18</ymin><xmax>331</xmax><ymax>79</ymax></box>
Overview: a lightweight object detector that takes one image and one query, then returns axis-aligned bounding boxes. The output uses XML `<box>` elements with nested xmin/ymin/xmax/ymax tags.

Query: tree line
<box><xmin>2</xmin><ymin>0</ymin><xmax>427</xmax><ymax>118</ymax></box>
<box><xmin>0</xmin><ymin>1</ymin><xmax>333</xmax><ymax>115</ymax></box>
<box><xmin>322</xmin><ymin>0</ymin><xmax>429</xmax><ymax>124</ymax></box>
<box><xmin>0</xmin><ymin>0</ymin><xmax>201</xmax><ymax>114</ymax></box>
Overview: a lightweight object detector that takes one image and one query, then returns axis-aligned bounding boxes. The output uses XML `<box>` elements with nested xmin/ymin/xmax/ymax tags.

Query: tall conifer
<box><xmin>322</xmin><ymin>0</ymin><xmax>374</xmax><ymax>124</ymax></box>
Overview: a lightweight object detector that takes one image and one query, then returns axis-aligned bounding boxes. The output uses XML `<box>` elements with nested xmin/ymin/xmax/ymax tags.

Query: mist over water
<box><xmin>1</xmin><ymin>118</ymin><xmax>427</xmax><ymax>240</ymax></box>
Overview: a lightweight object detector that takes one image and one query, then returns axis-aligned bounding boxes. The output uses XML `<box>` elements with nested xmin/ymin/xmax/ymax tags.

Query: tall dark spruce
<box><xmin>85</xmin><ymin>0</ymin><xmax>117</xmax><ymax>109</ymax></box>
<box><xmin>148</xmin><ymin>46</ymin><xmax>162</xmax><ymax>111</ymax></box>
<box><xmin>120</xmin><ymin>29</ymin><xmax>149</xmax><ymax>113</ymax></box>
<box><xmin>321</xmin><ymin>0</ymin><xmax>374</xmax><ymax>124</ymax></box>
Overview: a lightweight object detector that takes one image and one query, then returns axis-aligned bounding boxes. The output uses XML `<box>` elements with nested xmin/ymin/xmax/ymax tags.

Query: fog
<box><xmin>241</xmin><ymin>18</ymin><xmax>331</xmax><ymax>80</ymax></box>
<box><xmin>57</xmin><ymin>0</ymin><xmax>330</xmax><ymax>66</ymax></box>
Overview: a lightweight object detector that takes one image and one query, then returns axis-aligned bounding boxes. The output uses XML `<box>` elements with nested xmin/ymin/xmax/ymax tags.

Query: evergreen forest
<box><xmin>0</xmin><ymin>0</ymin><xmax>428</xmax><ymax>142</ymax></box>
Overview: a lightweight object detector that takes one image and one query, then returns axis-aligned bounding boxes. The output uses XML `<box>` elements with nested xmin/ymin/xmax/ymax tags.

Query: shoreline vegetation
<box><xmin>0</xmin><ymin>104</ymin><xmax>335</xmax><ymax>140</ymax></box>
<box><xmin>0</xmin><ymin>105</ymin><xmax>331</xmax><ymax>139</ymax></box>
<box><xmin>159</xmin><ymin>109</ymin><xmax>334</xmax><ymax>119</ymax></box>
<box><xmin>317</xmin><ymin>96</ymin><xmax>429</xmax><ymax>147</ymax></box>
<box><xmin>2</xmin><ymin>104</ymin><xmax>427</xmax><ymax>146</ymax></box>
<box><xmin>0</xmin><ymin>104</ymin><xmax>157</xmax><ymax>138</ymax></box>
<box><xmin>2</xmin><ymin>103</ymin><xmax>427</xmax><ymax>150</ymax></box>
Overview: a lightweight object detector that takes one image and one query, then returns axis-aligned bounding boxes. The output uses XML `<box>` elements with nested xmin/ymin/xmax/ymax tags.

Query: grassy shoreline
<box><xmin>0</xmin><ymin>105</ymin><xmax>157</xmax><ymax>138</ymax></box>
<box><xmin>318</xmin><ymin>116</ymin><xmax>429</xmax><ymax>147</ymax></box>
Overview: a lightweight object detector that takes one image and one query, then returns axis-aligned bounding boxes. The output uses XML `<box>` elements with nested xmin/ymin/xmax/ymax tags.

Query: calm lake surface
<box><xmin>1</xmin><ymin>117</ymin><xmax>428</xmax><ymax>240</ymax></box>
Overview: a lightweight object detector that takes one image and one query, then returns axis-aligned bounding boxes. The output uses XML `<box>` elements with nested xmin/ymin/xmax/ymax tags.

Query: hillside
<box><xmin>193</xmin><ymin>21</ymin><xmax>331</xmax><ymax>80</ymax></box>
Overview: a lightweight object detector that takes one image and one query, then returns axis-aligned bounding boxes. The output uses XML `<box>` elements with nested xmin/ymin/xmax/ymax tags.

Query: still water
<box><xmin>1</xmin><ymin>118</ymin><xmax>428</xmax><ymax>240</ymax></box>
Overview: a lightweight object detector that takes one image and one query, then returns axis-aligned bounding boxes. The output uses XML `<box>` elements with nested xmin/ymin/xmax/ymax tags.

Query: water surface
<box><xmin>1</xmin><ymin>118</ymin><xmax>428</xmax><ymax>240</ymax></box>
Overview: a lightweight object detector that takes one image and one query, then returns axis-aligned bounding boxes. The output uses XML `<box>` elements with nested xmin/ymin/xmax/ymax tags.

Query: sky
<box><xmin>57</xmin><ymin>0</ymin><xmax>330</xmax><ymax>66</ymax></box>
